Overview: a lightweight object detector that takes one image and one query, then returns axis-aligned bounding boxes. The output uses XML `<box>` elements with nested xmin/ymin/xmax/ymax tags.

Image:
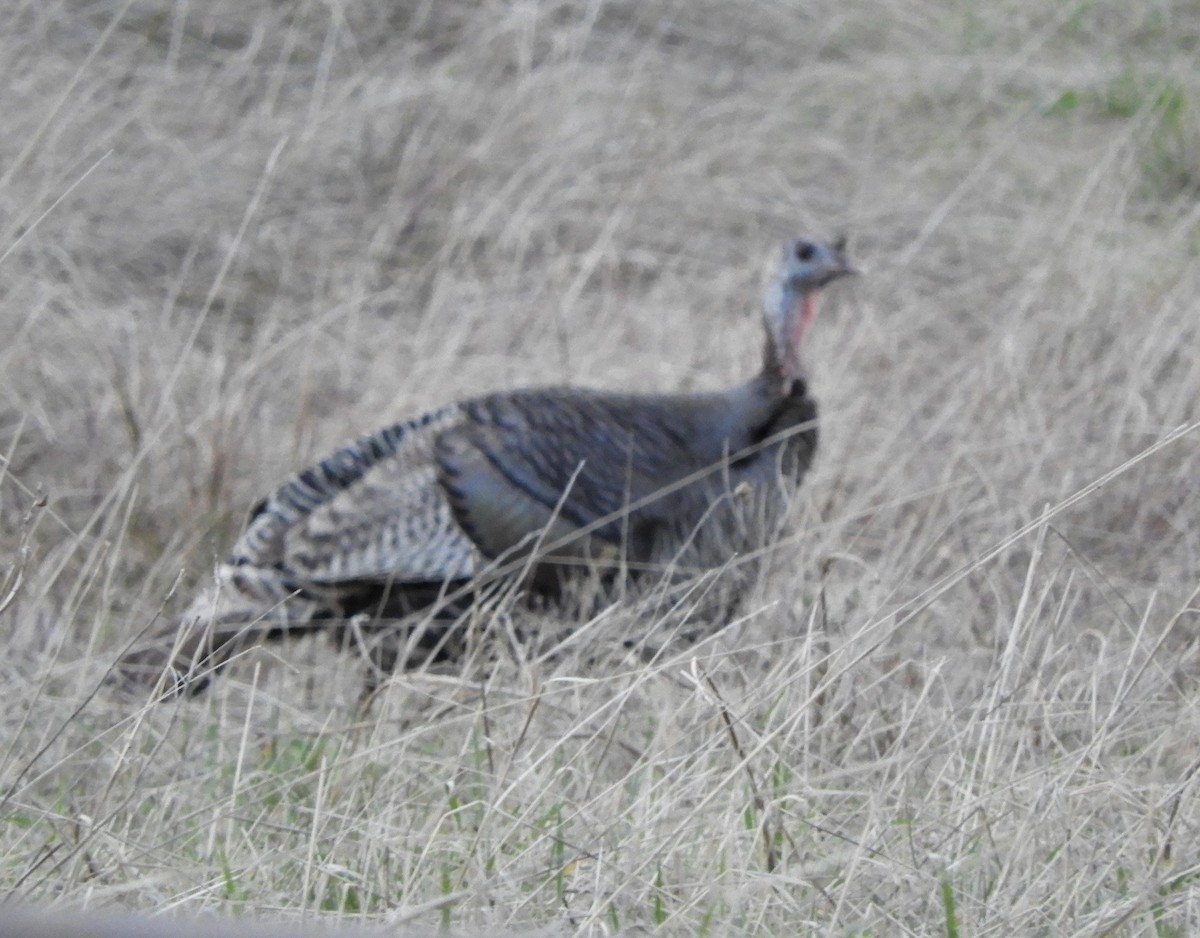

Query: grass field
<box><xmin>3</xmin><ymin>1</ymin><xmax>1200</xmax><ymax>934</ymax></box>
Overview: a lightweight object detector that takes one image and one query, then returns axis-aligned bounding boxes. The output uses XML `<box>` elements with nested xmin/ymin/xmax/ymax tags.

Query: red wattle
<box><xmin>782</xmin><ymin>291</ymin><xmax>820</xmax><ymax>380</ymax></box>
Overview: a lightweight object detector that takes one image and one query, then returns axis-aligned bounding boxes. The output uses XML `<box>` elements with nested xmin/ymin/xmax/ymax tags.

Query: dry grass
<box><xmin>3</xmin><ymin>0</ymin><xmax>1200</xmax><ymax>934</ymax></box>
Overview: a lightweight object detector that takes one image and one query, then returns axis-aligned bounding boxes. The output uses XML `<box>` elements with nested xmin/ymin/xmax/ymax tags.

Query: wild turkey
<box><xmin>122</xmin><ymin>237</ymin><xmax>855</xmax><ymax>694</ymax></box>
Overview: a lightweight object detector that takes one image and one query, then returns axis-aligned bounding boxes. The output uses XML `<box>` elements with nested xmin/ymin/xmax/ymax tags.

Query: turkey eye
<box><xmin>795</xmin><ymin>242</ymin><xmax>815</xmax><ymax>261</ymax></box>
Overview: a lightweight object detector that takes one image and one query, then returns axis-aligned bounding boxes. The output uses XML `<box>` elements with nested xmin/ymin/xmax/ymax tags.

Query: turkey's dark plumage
<box><xmin>122</xmin><ymin>238</ymin><xmax>853</xmax><ymax>693</ymax></box>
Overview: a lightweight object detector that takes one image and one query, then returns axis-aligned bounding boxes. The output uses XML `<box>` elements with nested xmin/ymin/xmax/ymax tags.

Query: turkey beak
<box><xmin>828</xmin><ymin>236</ymin><xmax>858</xmax><ymax>282</ymax></box>
<box><xmin>826</xmin><ymin>254</ymin><xmax>858</xmax><ymax>283</ymax></box>
<box><xmin>793</xmin><ymin>262</ymin><xmax>856</xmax><ymax>292</ymax></box>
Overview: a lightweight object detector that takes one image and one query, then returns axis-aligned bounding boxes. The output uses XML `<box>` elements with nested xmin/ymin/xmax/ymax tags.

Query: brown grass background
<box><xmin>2</xmin><ymin>1</ymin><xmax>1199</xmax><ymax>934</ymax></box>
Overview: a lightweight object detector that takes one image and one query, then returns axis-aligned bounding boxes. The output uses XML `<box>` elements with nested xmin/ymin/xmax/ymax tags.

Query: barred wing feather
<box><xmin>233</xmin><ymin>404</ymin><xmax>479</xmax><ymax>585</ymax></box>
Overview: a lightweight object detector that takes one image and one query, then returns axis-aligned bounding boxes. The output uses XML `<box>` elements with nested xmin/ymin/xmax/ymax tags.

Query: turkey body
<box><xmin>124</xmin><ymin>237</ymin><xmax>850</xmax><ymax>693</ymax></box>
<box><xmin>238</xmin><ymin>378</ymin><xmax>818</xmax><ymax>593</ymax></box>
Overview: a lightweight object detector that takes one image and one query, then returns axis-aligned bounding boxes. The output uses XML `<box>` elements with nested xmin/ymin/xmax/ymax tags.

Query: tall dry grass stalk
<box><xmin>2</xmin><ymin>1</ymin><xmax>1199</xmax><ymax>934</ymax></box>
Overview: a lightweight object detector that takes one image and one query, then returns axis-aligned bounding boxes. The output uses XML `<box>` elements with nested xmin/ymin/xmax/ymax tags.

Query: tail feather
<box><xmin>119</xmin><ymin>564</ymin><xmax>329</xmax><ymax>696</ymax></box>
<box><xmin>119</xmin><ymin>559</ymin><xmax>481</xmax><ymax>695</ymax></box>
